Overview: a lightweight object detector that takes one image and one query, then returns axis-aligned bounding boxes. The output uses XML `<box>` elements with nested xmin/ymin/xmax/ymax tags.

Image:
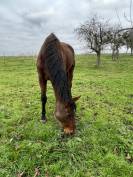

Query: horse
<box><xmin>36</xmin><ymin>33</ymin><xmax>80</xmax><ymax>134</ymax></box>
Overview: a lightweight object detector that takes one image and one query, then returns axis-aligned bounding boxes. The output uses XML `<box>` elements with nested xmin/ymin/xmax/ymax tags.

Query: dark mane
<box><xmin>42</xmin><ymin>33</ymin><xmax>74</xmax><ymax>106</ymax></box>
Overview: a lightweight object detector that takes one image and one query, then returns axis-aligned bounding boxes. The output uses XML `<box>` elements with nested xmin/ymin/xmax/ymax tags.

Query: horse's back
<box><xmin>37</xmin><ymin>36</ymin><xmax>75</xmax><ymax>80</ymax></box>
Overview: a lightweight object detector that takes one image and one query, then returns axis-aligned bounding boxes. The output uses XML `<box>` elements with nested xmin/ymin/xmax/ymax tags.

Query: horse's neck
<box><xmin>54</xmin><ymin>99</ymin><xmax>65</xmax><ymax>118</ymax></box>
<box><xmin>54</xmin><ymin>87</ymin><xmax>66</xmax><ymax>113</ymax></box>
<box><xmin>55</xmin><ymin>98</ymin><xmax>63</xmax><ymax>110</ymax></box>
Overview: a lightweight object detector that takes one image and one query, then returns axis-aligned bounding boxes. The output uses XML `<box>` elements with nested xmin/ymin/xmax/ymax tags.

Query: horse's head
<box><xmin>55</xmin><ymin>96</ymin><xmax>80</xmax><ymax>135</ymax></box>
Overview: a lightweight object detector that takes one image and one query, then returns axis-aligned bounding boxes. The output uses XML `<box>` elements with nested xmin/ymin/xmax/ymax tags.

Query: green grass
<box><xmin>0</xmin><ymin>54</ymin><xmax>133</xmax><ymax>177</ymax></box>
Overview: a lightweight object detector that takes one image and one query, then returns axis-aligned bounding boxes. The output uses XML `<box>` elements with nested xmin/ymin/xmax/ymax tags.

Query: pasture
<box><xmin>0</xmin><ymin>55</ymin><xmax>133</xmax><ymax>177</ymax></box>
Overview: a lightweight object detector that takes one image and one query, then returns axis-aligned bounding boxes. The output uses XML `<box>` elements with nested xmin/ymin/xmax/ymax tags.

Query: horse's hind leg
<box><xmin>38</xmin><ymin>68</ymin><xmax>47</xmax><ymax>123</ymax></box>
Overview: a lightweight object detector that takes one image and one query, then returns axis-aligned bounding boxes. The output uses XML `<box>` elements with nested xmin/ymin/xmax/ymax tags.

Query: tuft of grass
<box><xmin>0</xmin><ymin>54</ymin><xmax>133</xmax><ymax>177</ymax></box>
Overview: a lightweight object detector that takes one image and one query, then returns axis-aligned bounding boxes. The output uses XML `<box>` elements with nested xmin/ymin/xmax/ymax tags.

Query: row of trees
<box><xmin>75</xmin><ymin>15</ymin><xmax>133</xmax><ymax>66</ymax></box>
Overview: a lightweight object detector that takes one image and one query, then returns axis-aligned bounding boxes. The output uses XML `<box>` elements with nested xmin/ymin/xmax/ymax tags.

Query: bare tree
<box><xmin>129</xmin><ymin>29</ymin><xmax>133</xmax><ymax>55</ymax></box>
<box><xmin>123</xmin><ymin>0</ymin><xmax>133</xmax><ymax>55</ymax></box>
<box><xmin>109</xmin><ymin>26</ymin><xmax>124</xmax><ymax>60</ymax></box>
<box><xmin>126</xmin><ymin>29</ymin><xmax>133</xmax><ymax>55</ymax></box>
<box><xmin>122</xmin><ymin>30</ymin><xmax>133</xmax><ymax>55</ymax></box>
<box><xmin>109</xmin><ymin>26</ymin><xmax>133</xmax><ymax>59</ymax></box>
<box><xmin>75</xmin><ymin>15</ymin><xmax>111</xmax><ymax>67</ymax></box>
<box><xmin>127</xmin><ymin>0</ymin><xmax>133</xmax><ymax>55</ymax></box>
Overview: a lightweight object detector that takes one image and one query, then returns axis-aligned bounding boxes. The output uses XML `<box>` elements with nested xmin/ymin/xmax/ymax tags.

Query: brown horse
<box><xmin>37</xmin><ymin>33</ymin><xmax>80</xmax><ymax>134</ymax></box>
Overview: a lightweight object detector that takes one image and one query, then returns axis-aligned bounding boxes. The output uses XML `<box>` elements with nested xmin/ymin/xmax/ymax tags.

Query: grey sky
<box><xmin>0</xmin><ymin>0</ymin><xmax>131</xmax><ymax>55</ymax></box>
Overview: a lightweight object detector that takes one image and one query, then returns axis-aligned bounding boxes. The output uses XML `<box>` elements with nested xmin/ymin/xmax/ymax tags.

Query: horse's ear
<box><xmin>72</xmin><ymin>96</ymin><xmax>81</xmax><ymax>102</ymax></box>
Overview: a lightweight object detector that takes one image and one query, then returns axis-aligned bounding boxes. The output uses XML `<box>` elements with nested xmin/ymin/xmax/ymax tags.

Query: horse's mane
<box><xmin>42</xmin><ymin>33</ymin><xmax>75</xmax><ymax>108</ymax></box>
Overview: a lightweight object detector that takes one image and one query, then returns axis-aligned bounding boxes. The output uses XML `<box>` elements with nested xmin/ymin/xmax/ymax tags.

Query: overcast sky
<box><xmin>0</xmin><ymin>0</ymin><xmax>132</xmax><ymax>55</ymax></box>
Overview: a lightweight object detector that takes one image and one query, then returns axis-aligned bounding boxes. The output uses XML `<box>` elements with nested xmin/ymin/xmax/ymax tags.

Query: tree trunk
<box><xmin>96</xmin><ymin>51</ymin><xmax>101</xmax><ymax>67</ymax></box>
<box><xmin>131</xmin><ymin>47</ymin><xmax>133</xmax><ymax>56</ymax></box>
<box><xmin>116</xmin><ymin>48</ymin><xmax>119</xmax><ymax>60</ymax></box>
<box><xmin>112</xmin><ymin>49</ymin><xmax>115</xmax><ymax>61</ymax></box>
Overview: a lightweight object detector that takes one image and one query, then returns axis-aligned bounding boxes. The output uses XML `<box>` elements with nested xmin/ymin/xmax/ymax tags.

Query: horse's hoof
<box><xmin>41</xmin><ymin>117</ymin><xmax>47</xmax><ymax>124</ymax></box>
<box><xmin>41</xmin><ymin>119</ymin><xmax>47</xmax><ymax>124</ymax></box>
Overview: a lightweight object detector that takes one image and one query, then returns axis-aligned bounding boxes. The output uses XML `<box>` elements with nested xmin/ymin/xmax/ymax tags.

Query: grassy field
<box><xmin>0</xmin><ymin>55</ymin><xmax>133</xmax><ymax>177</ymax></box>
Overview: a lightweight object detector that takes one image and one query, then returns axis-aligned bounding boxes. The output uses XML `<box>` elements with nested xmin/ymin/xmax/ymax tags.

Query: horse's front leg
<box><xmin>38</xmin><ymin>70</ymin><xmax>47</xmax><ymax>123</ymax></box>
<box><xmin>41</xmin><ymin>81</ymin><xmax>47</xmax><ymax>123</ymax></box>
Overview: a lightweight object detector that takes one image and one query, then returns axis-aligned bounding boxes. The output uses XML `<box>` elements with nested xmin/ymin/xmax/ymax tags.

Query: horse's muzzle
<box><xmin>64</xmin><ymin>127</ymin><xmax>75</xmax><ymax>135</ymax></box>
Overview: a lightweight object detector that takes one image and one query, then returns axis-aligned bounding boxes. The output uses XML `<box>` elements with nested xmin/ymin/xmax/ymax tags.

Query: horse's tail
<box><xmin>43</xmin><ymin>33</ymin><xmax>72</xmax><ymax>103</ymax></box>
